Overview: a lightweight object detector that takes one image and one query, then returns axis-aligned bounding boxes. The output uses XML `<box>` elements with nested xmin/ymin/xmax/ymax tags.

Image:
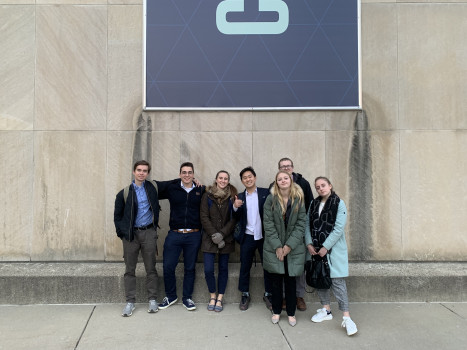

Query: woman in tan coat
<box><xmin>200</xmin><ymin>170</ymin><xmax>238</xmax><ymax>312</ymax></box>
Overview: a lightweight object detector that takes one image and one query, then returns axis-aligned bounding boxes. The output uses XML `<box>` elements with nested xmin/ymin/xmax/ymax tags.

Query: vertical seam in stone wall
<box><xmin>324</xmin><ymin>113</ymin><xmax>329</xmax><ymax>176</ymax></box>
<box><xmin>104</xmin><ymin>4</ymin><xmax>109</xmax><ymax>260</ymax></box>
<box><xmin>396</xmin><ymin>4</ymin><xmax>400</xmax><ymax>131</ymax></box>
<box><xmin>178</xmin><ymin>111</ymin><xmax>182</xmax><ymax>165</ymax></box>
<box><xmin>251</xmin><ymin>121</ymin><xmax>254</xmax><ymax>168</ymax></box>
<box><xmin>253</xmin><ymin>112</ymin><xmax>255</xmax><ymax>168</ymax></box>
<box><xmin>105</xmin><ymin>4</ymin><xmax>109</xmax><ymax>132</ymax></box>
<box><xmin>396</xmin><ymin>5</ymin><xmax>403</xmax><ymax>260</ymax></box>
<box><xmin>31</xmin><ymin>4</ymin><xmax>37</xmax><ymax>261</ymax></box>
<box><xmin>398</xmin><ymin>131</ymin><xmax>403</xmax><ymax>259</ymax></box>
<box><xmin>104</xmin><ymin>131</ymin><xmax>108</xmax><ymax>261</ymax></box>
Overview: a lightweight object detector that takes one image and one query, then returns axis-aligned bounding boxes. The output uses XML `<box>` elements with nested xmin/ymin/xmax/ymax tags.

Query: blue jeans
<box><xmin>162</xmin><ymin>230</ymin><xmax>202</xmax><ymax>301</ymax></box>
<box><xmin>203</xmin><ymin>252</ymin><xmax>229</xmax><ymax>294</ymax></box>
<box><xmin>238</xmin><ymin>234</ymin><xmax>272</xmax><ymax>294</ymax></box>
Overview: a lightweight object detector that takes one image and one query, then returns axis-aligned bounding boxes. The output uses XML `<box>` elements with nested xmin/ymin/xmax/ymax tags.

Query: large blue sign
<box><xmin>144</xmin><ymin>0</ymin><xmax>360</xmax><ymax>109</ymax></box>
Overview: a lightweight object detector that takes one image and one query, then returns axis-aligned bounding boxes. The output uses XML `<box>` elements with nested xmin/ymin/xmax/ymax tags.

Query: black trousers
<box><xmin>238</xmin><ymin>234</ymin><xmax>272</xmax><ymax>294</ymax></box>
<box><xmin>270</xmin><ymin>257</ymin><xmax>296</xmax><ymax>316</ymax></box>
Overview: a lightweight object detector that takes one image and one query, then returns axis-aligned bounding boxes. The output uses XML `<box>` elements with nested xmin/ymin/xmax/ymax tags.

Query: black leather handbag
<box><xmin>305</xmin><ymin>255</ymin><xmax>332</xmax><ymax>289</ymax></box>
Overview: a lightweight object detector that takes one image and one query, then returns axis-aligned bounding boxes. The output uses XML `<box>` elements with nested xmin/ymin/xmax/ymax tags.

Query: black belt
<box><xmin>134</xmin><ymin>223</ymin><xmax>154</xmax><ymax>231</ymax></box>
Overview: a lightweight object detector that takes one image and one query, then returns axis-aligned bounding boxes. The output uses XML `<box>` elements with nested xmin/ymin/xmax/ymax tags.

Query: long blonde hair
<box><xmin>270</xmin><ymin>171</ymin><xmax>304</xmax><ymax>214</ymax></box>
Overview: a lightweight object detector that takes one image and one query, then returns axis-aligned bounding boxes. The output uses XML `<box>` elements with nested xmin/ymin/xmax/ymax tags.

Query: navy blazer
<box><xmin>234</xmin><ymin>187</ymin><xmax>270</xmax><ymax>244</ymax></box>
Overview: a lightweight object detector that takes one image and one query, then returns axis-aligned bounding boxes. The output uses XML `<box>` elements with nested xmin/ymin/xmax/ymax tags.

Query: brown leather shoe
<box><xmin>296</xmin><ymin>297</ymin><xmax>307</xmax><ymax>311</ymax></box>
<box><xmin>239</xmin><ymin>295</ymin><xmax>250</xmax><ymax>311</ymax></box>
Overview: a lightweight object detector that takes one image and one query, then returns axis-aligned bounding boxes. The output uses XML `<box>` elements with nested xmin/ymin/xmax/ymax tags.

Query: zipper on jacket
<box><xmin>128</xmin><ymin>189</ymin><xmax>135</xmax><ymax>240</ymax></box>
<box><xmin>184</xmin><ymin>192</ymin><xmax>189</xmax><ymax>228</ymax></box>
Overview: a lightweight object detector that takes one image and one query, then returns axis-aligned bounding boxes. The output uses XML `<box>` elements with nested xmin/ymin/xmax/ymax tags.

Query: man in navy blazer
<box><xmin>233</xmin><ymin>166</ymin><xmax>272</xmax><ymax>311</ymax></box>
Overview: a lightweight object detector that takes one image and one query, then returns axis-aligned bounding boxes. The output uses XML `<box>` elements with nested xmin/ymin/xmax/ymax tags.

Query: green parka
<box><xmin>262</xmin><ymin>192</ymin><xmax>306</xmax><ymax>276</ymax></box>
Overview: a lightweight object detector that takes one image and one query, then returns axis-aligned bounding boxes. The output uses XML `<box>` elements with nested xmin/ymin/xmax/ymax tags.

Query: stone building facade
<box><xmin>0</xmin><ymin>0</ymin><xmax>466</xmax><ymax>262</ymax></box>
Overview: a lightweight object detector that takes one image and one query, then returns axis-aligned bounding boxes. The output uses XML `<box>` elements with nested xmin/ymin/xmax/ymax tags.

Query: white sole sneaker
<box><xmin>342</xmin><ymin>318</ymin><xmax>358</xmax><ymax>336</ymax></box>
<box><xmin>158</xmin><ymin>297</ymin><xmax>178</xmax><ymax>309</ymax></box>
<box><xmin>311</xmin><ymin>308</ymin><xmax>333</xmax><ymax>323</ymax></box>
<box><xmin>148</xmin><ymin>300</ymin><xmax>159</xmax><ymax>313</ymax></box>
<box><xmin>122</xmin><ymin>303</ymin><xmax>135</xmax><ymax>317</ymax></box>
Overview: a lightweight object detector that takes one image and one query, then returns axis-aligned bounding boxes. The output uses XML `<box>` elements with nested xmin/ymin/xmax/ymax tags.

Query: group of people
<box><xmin>113</xmin><ymin>158</ymin><xmax>357</xmax><ymax>336</ymax></box>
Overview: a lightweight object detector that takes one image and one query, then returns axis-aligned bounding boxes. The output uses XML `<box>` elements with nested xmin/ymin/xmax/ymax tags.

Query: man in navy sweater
<box><xmin>156</xmin><ymin>162</ymin><xmax>205</xmax><ymax>311</ymax></box>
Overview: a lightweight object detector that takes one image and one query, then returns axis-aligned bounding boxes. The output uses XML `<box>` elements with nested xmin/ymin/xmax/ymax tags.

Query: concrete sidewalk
<box><xmin>1</xmin><ymin>302</ymin><xmax>465</xmax><ymax>350</ymax></box>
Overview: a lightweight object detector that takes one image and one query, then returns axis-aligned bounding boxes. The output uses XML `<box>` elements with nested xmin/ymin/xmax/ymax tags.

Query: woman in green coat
<box><xmin>263</xmin><ymin>170</ymin><xmax>306</xmax><ymax>327</ymax></box>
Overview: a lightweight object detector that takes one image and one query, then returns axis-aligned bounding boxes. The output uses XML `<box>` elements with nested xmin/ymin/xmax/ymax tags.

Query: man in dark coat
<box><xmin>114</xmin><ymin>160</ymin><xmax>160</xmax><ymax>317</ymax></box>
<box><xmin>233</xmin><ymin>166</ymin><xmax>272</xmax><ymax>311</ymax></box>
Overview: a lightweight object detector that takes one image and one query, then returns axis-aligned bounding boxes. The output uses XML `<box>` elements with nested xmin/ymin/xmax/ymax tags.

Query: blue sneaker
<box><xmin>183</xmin><ymin>298</ymin><xmax>196</xmax><ymax>311</ymax></box>
<box><xmin>148</xmin><ymin>299</ymin><xmax>158</xmax><ymax>313</ymax></box>
<box><xmin>158</xmin><ymin>296</ymin><xmax>178</xmax><ymax>309</ymax></box>
<box><xmin>122</xmin><ymin>302</ymin><xmax>135</xmax><ymax>317</ymax></box>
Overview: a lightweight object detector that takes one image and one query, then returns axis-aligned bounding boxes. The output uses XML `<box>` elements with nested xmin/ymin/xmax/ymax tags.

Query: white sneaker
<box><xmin>311</xmin><ymin>308</ymin><xmax>333</xmax><ymax>323</ymax></box>
<box><xmin>342</xmin><ymin>317</ymin><xmax>358</xmax><ymax>336</ymax></box>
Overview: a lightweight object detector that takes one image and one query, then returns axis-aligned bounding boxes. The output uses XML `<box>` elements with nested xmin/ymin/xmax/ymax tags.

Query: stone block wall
<box><xmin>0</xmin><ymin>1</ymin><xmax>466</xmax><ymax>262</ymax></box>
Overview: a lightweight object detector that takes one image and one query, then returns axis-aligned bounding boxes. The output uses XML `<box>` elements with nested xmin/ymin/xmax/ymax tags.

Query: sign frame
<box><xmin>143</xmin><ymin>0</ymin><xmax>362</xmax><ymax>110</ymax></box>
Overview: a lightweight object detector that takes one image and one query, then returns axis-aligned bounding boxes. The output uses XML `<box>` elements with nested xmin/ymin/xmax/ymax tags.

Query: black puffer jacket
<box><xmin>293</xmin><ymin>172</ymin><xmax>314</xmax><ymax>212</ymax></box>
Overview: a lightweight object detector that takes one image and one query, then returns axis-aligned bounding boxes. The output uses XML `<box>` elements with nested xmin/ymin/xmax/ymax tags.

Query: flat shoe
<box><xmin>288</xmin><ymin>316</ymin><xmax>297</xmax><ymax>327</ymax></box>
<box><xmin>214</xmin><ymin>299</ymin><xmax>223</xmax><ymax>312</ymax></box>
<box><xmin>271</xmin><ymin>314</ymin><xmax>280</xmax><ymax>324</ymax></box>
<box><xmin>207</xmin><ymin>298</ymin><xmax>216</xmax><ymax>311</ymax></box>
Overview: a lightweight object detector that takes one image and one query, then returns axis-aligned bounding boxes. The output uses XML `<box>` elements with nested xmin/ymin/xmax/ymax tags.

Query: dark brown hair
<box><xmin>133</xmin><ymin>160</ymin><xmax>151</xmax><ymax>173</ymax></box>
